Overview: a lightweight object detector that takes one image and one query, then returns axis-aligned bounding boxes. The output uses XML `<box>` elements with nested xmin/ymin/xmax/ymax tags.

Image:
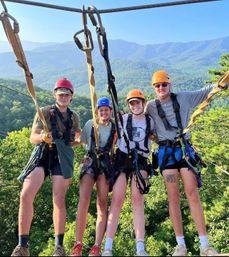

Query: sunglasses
<box><xmin>154</xmin><ymin>83</ymin><xmax>169</xmax><ymax>88</ymax></box>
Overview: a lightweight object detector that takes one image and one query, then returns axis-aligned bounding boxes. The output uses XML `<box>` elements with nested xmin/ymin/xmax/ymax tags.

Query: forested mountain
<box><xmin>0</xmin><ymin>37</ymin><xmax>228</xmax><ymax>96</ymax></box>
<box><xmin>0</xmin><ymin>48</ymin><xmax>228</xmax><ymax>256</ymax></box>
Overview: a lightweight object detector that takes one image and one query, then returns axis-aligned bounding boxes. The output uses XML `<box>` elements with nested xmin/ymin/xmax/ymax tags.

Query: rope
<box><xmin>183</xmin><ymin>70</ymin><xmax>229</xmax><ymax>134</ymax></box>
<box><xmin>0</xmin><ymin>10</ymin><xmax>49</xmax><ymax>135</ymax></box>
<box><xmin>0</xmin><ymin>84</ymin><xmax>50</xmax><ymax>105</ymax></box>
<box><xmin>74</xmin><ymin>7</ymin><xmax>99</xmax><ymax>149</ymax></box>
<box><xmin>2</xmin><ymin>0</ymin><xmax>221</xmax><ymax>14</ymax></box>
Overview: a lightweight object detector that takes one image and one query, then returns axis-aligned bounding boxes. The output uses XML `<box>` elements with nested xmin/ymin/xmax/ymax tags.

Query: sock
<box><xmin>199</xmin><ymin>235</ymin><xmax>209</xmax><ymax>248</ymax></box>
<box><xmin>176</xmin><ymin>236</ymin><xmax>186</xmax><ymax>246</ymax></box>
<box><xmin>136</xmin><ymin>240</ymin><xmax>145</xmax><ymax>253</ymax></box>
<box><xmin>104</xmin><ymin>237</ymin><xmax>113</xmax><ymax>250</ymax></box>
<box><xmin>55</xmin><ymin>234</ymin><xmax>64</xmax><ymax>246</ymax></box>
<box><xmin>18</xmin><ymin>235</ymin><xmax>29</xmax><ymax>247</ymax></box>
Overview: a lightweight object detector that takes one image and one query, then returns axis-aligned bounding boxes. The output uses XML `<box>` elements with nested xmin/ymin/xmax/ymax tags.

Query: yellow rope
<box><xmin>0</xmin><ymin>11</ymin><xmax>49</xmax><ymax>134</ymax></box>
<box><xmin>183</xmin><ymin>70</ymin><xmax>229</xmax><ymax>134</ymax></box>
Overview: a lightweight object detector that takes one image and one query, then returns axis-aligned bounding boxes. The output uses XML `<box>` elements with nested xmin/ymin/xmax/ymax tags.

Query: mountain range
<box><xmin>0</xmin><ymin>36</ymin><xmax>228</xmax><ymax>96</ymax></box>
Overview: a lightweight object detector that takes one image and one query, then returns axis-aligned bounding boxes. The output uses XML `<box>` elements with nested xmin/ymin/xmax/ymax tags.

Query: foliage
<box><xmin>0</xmin><ymin>54</ymin><xmax>228</xmax><ymax>256</ymax></box>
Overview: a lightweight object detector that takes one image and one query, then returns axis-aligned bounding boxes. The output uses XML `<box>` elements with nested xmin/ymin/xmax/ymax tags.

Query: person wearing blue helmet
<box><xmin>71</xmin><ymin>97</ymin><xmax>116</xmax><ymax>256</ymax></box>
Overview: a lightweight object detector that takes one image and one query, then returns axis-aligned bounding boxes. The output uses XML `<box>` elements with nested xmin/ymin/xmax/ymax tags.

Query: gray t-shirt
<box><xmin>80</xmin><ymin>119</ymin><xmax>113</xmax><ymax>151</ymax></box>
<box><xmin>145</xmin><ymin>85</ymin><xmax>214</xmax><ymax>142</ymax></box>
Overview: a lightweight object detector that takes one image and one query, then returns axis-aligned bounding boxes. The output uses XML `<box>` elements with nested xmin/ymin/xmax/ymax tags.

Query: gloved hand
<box><xmin>41</xmin><ymin>131</ymin><xmax>53</xmax><ymax>145</ymax></box>
<box><xmin>218</xmin><ymin>70</ymin><xmax>229</xmax><ymax>90</ymax></box>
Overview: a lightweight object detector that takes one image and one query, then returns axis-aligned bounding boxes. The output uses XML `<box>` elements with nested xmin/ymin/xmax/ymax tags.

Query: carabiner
<box><xmin>73</xmin><ymin>6</ymin><xmax>94</xmax><ymax>51</ymax></box>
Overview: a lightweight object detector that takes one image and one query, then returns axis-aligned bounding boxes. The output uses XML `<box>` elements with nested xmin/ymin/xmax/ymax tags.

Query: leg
<box><xmin>131</xmin><ymin>170</ymin><xmax>147</xmax><ymax>241</ymax></box>
<box><xmin>105</xmin><ymin>173</ymin><xmax>128</xmax><ymax>239</ymax></box>
<box><xmin>52</xmin><ymin>176</ymin><xmax>71</xmax><ymax>235</ymax></box>
<box><xmin>163</xmin><ymin>169</ymin><xmax>184</xmax><ymax>237</ymax></box>
<box><xmin>75</xmin><ymin>174</ymin><xmax>94</xmax><ymax>242</ymax></box>
<box><xmin>94</xmin><ymin>175</ymin><xmax>109</xmax><ymax>246</ymax></box>
<box><xmin>180</xmin><ymin>168</ymin><xmax>207</xmax><ymax>236</ymax></box>
<box><xmin>19</xmin><ymin>167</ymin><xmax>45</xmax><ymax>235</ymax></box>
<box><xmin>131</xmin><ymin>170</ymin><xmax>149</xmax><ymax>256</ymax></box>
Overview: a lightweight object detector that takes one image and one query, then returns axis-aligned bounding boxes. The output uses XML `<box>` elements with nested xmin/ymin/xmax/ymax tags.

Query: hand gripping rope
<box><xmin>73</xmin><ymin>6</ymin><xmax>99</xmax><ymax>151</ymax></box>
<box><xmin>0</xmin><ymin>1</ymin><xmax>50</xmax><ymax>141</ymax></box>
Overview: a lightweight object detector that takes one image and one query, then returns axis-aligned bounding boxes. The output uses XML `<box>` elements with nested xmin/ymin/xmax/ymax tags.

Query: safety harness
<box><xmin>124</xmin><ymin>114</ymin><xmax>152</xmax><ymax>194</ymax></box>
<box><xmin>50</xmin><ymin>105</ymin><xmax>74</xmax><ymax>145</ymax></box>
<box><xmin>156</xmin><ymin>93</ymin><xmax>204</xmax><ymax>187</ymax></box>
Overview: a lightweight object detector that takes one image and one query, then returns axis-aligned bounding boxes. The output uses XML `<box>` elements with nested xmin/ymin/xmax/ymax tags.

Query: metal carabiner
<box><xmin>87</xmin><ymin>5</ymin><xmax>106</xmax><ymax>57</ymax></box>
<box><xmin>73</xmin><ymin>6</ymin><xmax>94</xmax><ymax>51</ymax></box>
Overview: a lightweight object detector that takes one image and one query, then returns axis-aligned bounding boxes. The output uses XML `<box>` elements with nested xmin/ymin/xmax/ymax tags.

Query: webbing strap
<box><xmin>183</xmin><ymin>71</ymin><xmax>229</xmax><ymax>134</ymax></box>
<box><xmin>0</xmin><ymin>10</ymin><xmax>49</xmax><ymax>134</ymax></box>
<box><xmin>74</xmin><ymin>7</ymin><xmax>99</xmax><ymax>149</ymax></box>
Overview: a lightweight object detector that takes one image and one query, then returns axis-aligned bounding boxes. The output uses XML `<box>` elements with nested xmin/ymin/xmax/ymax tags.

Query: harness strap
<box><xmin>74</xmin><ymin>7</ymin><xmax>99</xmax><ymax>149</ymax></box>
<box><xmin>183</xmin><ymin>71</ymin><xmax>229</xmax><ymax>134</ymax></box>
<box><xmin>0</xmin><ymin>10</ymin><xmax>49</xmax><ymax>136</ymax></box>
<box><xmin>50</xmin><ymin>105</ymin><xmax>73</xmax><ymax>145</ymax></box>
<box><xmin>126</xmin><ymin>114</ymin><xmax>151</xmax><ymax>154</ymax></box>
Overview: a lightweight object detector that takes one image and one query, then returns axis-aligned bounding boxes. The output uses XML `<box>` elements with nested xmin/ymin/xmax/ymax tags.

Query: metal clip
<box><xmin>73</xmin><ymin>6</ymin><xmax>94</xmax><ymax>51</ymax></box>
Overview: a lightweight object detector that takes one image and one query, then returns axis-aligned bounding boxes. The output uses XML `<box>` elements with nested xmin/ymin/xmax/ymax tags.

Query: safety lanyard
<box><xmin>0</xmin><ymin>1</ymin><xmax>49</xmax><ymax>136</ymax></box>
<box><xmin>74</xmin><ymin>6</ymin><xmax>99</xmax><ymax>151</ymax></box>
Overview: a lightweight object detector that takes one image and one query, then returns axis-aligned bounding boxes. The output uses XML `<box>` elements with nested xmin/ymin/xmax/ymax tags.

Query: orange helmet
<box><xmin>126</xmin><ymin>89</ymin><xmax>145</xmax><ymax>102</ymax></box>
<box><xmin>152</xmin><ymin>70</ymin><xmax>171</xmax><ymax>85</ymax></box>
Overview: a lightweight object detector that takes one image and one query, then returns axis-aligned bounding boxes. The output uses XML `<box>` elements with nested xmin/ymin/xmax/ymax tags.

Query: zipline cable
<box><xmin>0</xmin><ymin>83</ymin><xmax>50</xmax><ymax>105</ymax></box>
<box><xmin>2</xmin><ymin>0</ymin><xmax>222</xmax><ymax>14</ymax></box>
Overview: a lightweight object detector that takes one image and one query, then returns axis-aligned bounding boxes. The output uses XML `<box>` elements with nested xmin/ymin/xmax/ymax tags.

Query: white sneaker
<box><xmin>102</xmin><ymin>249</ymin><xmax>113</xmax><ymax>256</ymax></box>
<box><xmin>136</xmin><ymin>250</ymin><xmax>150</xmax><ymax>256</ymax></box>
<box><xmin>200</xmin><ymin>245</ymin><xmax>218</xmax><ymax>256</ymax></box>
<box><xmin>172</xmin><ymin>244</ymin><xmax>187</xmax><ymax>256</ymax></box>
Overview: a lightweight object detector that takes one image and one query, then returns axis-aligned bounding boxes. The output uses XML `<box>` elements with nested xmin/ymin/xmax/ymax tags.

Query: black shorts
<box><xmin>162</xmin><ymin>158</ymin><xmax>189</xmax><ymax>172</ymax></box>
<box><xmin>114</xmin><ymin>149</ymin><xmax>150</xmax><ymax>181</ymax></box>
<box><xmin>37</xmin><ymin>146</ymin><xmax>63</xmax><ymax>178</ymax></box>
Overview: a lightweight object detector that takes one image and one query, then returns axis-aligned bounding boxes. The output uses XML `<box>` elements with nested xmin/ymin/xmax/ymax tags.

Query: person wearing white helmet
<box><xmin>71</xmin><ymin>97</ymin><xmax>116</xmax><ymax>257</ymax></box>
<box><xmin>11</xmin><ymin>78</ymin><xmax>81</xmax><ymax>257</ymax></box>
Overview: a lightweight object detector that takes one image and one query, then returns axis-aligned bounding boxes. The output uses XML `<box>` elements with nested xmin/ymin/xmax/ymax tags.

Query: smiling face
<box><xmin>98</xmin><ymin>106</ymin><xmax>112</xmax><ymax>123</ymax></box>
<box><xmin>54</xmin><ymin>90</ymin><xmax>72</xmax><ymax>108</ymax></box>
<box><xmin>128</xmin><ymin>99</ymin><xmax>144</xmax><ymax>115</ymax></box>
<box><xmin>153</xmin><ymin>82</ymin><xmax>171</xmax><ymax>100</ymax></box>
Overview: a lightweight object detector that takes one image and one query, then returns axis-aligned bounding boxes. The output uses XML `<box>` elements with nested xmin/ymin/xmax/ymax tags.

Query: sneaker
<box><xmin>136</xmin><ymin>250</ymin><xmax>150</xmax><ymax>256</ymax></box>
<box><xmin>53</xmin><ymin>245</ymin><xmax>66</xmax><ymax>256</ymax></box>
<box><xmin>11</xmin><ymin>245</ymin><xmax>30</xmax><ymax>256</ymax></box>
<box><xmin>102</xmin><ymin>249</ymin><xmax>113</xmax><ymax>256</ymax></box>
<box><xmin>71</xmin><ymin>242</ymin><xmax>83</xmax><ymax>256</ymax></box>
<box><xmin>172</xmin><ymin>244</ymin><xmax>187</xmax><ymax>256</ymax></box>
<box><xmin>200</xmin><ymin>245</ymin><xmax>218</xmax><ymax>256</ymax></box>
<box><xmin>88</xmin><ymin>244</ymin><xmax>101</xmax><ymax>256</ymax></box>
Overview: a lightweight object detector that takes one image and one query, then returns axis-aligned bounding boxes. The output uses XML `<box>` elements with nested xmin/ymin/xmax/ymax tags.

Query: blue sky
<box><xmin>0</xmin><ymin>0</ymin><xmax>228</xmax><ymax>45</ymax></box>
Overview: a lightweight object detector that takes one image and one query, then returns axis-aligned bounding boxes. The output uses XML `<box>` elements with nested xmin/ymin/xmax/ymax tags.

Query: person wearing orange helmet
<box><xmin>145</xmin><ymin>70</ymin><xmax>227</xmax><ymax>256</ymax></box>
<box><xmin>11</xmin><ymin>78</ymin><xmax>81</xmax><ymax>257</ymax></box>
<box><xmin>102</xmin><ymin>89</ymin><xmax>155</xmax><ymax>256</ymax></box>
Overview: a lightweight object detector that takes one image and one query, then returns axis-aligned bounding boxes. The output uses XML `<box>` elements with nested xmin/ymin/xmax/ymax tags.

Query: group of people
<box><xmin>11</xmin><ymin>70</ymin><xmax>227</xmax><ymax>257</ymax></box>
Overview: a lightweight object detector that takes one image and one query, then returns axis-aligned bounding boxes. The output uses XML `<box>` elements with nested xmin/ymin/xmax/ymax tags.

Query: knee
<box><xmin>53</xmin><ymin>192</ymin><xmax>66</xmax><ymax>209</ymax></box>
<box><xmin>131</xmin><ymin>193</ymin><xmax>143</xmax><ymax>208</ymax></box>
<box><xmin>20</xmin><ymin>190</ymin><xmax>34</xmax><ymax>205</ymax></box>
<box><xmin>111</xmin><ymin>195</ymin><xmax>125</xmax><ymax>210</ymax></box>
<box><xmin>185</xmin><ymin>187</ymin><xmax>199</xmax><ymax>202</ymax></box>
<box><xmin>168</xmin><ymin>192</ymin><xmax>180</xmax><ymax>207</ymax></box>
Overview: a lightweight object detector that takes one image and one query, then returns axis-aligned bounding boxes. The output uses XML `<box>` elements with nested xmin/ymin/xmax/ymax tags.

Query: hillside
<box><xmin>0</xmin><ymin>37</ymin><xmax>228</xmax><ymax>96</ymax></box>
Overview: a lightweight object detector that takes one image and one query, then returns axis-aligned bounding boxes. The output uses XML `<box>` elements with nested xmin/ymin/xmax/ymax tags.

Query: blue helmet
<box><xmin>97</xmin><ymin>97</ymin><xmax>112</xmax><ymax>109</ymax></box>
